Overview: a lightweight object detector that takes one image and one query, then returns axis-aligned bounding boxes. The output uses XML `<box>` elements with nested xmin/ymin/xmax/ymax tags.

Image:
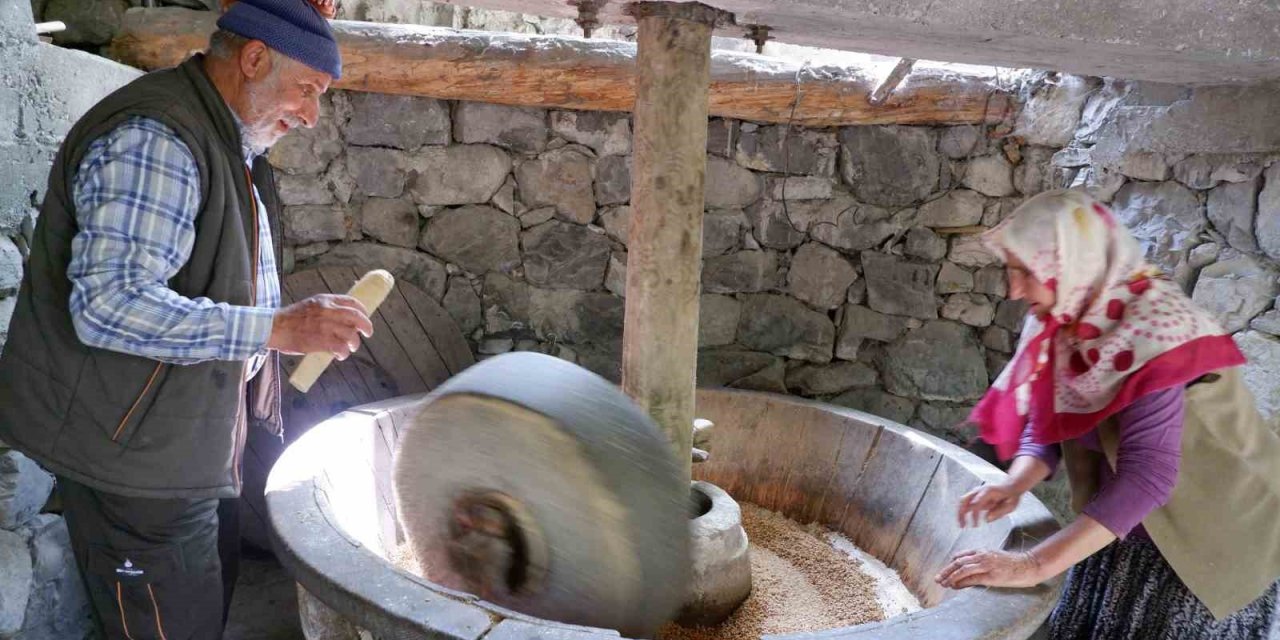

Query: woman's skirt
<box><xmin>1048</xmin><ymin>536</ymin><xmax>1278</xmax><ymax>639</ymax></box>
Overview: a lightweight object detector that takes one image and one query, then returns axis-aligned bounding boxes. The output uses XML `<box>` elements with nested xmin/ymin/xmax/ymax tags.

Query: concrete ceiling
<box><xmin>434</xmin><ymin>0</ymin><xmax>1280</xmax><ymax>85</ymax></box>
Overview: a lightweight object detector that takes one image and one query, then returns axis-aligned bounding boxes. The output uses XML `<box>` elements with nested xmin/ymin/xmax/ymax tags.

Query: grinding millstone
<box><xmin>391</xmin><ymin>352</ymin><xmax>691</xmax><ymax>638</ymax></box>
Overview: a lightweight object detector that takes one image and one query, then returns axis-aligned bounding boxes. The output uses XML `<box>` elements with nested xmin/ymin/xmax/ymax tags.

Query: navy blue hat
<box><xmin>217</xmin><ymin>0</ymin><xmax>342</xmax><ymax>79</ymax></box>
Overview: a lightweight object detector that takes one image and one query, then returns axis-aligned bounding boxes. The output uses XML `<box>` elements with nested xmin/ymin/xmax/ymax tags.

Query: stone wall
<box><xmin>1058</xmin><ymin>78</ymin><xmax>1280</xmax><ymax>433</ymax></box>
<box><xmin>269</xmin><ymin>83</ymin><xmax>1082</xmax><ymax>451</ymax></box>
<box><xmin>0</xmin><ymin>1</ymin><xmax>140</xmax><ymax>637</ymax></box>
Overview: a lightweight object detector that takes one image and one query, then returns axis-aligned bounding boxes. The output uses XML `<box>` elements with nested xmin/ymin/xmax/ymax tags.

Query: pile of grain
<box><xmin>657</xmin><ymin>503</ymin><xmax>884</xmax><ymax>640</ymax></box>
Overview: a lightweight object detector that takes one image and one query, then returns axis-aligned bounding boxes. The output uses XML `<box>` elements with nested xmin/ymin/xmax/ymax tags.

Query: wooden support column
<box><xmin>622</xmin><ymin>1</ymin><xmax>729</xmax><ymax>484</ymax></box>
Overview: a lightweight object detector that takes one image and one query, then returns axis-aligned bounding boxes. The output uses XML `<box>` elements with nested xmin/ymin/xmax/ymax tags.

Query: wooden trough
<box><xmin>264</xmin><ymin>387</ymin><xmax>1062</xmax><ymax>639</ymax></box>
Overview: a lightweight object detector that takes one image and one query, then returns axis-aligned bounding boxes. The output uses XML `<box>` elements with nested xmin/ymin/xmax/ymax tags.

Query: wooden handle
<box><xmin>288</xmin><ymin>269</ymin><xmax>395</xmax><ymax>393</ymax></box>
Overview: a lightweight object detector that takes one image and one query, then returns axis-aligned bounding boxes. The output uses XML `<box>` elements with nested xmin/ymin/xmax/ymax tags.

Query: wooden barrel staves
<box><xmin>241</xmin><ymin>266</ymin><xmax>475</xmax><ymax>552</ymax></box>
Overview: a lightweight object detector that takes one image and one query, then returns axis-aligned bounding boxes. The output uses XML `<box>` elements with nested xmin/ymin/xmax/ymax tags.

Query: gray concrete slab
<box><xmin>432</xmin><ymin>0</ymin><xmax>1280</xmax><ymax>85</ymax></box>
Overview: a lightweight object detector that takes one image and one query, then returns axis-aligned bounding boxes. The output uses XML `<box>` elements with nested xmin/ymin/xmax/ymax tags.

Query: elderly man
<box><xmin>0</xmin><ymin>0</ymin><xmax>370</xmax><ymax>637</ymax></box>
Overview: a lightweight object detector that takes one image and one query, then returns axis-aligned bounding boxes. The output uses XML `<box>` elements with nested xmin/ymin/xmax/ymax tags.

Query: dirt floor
<box><xmin>224</xmin><ymin>553</ymin><xmax>304</xmax><ymax>640</ymax></box>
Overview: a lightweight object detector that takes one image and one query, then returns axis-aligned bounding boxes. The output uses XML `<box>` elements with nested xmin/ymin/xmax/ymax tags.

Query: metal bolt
<box><xmin>744</xmin><ymin>24</ymin><xmax>772</xmax><ymax>54</ymax></box>
<box><xmin>574</xmin><ymin>0</ymin><xmax>604</xmax><ymax>38</ymax></box>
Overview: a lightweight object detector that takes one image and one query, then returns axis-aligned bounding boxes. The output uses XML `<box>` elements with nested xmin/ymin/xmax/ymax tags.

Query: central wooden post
<box><xmin>622</xmin><ymin>1</ymin><xmax>728</xmax><ymax>485</ymax></box>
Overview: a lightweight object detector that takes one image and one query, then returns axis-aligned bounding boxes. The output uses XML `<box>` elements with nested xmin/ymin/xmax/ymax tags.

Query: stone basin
<box><xmin>265</xmin><ymin>388</ymin><xmax>1062</xmax><ymax>640</ymax></box>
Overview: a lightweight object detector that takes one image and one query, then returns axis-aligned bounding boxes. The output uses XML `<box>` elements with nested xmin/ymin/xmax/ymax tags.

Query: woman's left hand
<box><xmin>934</xmin><ymin>549</ymin><xmax>1044</xmax><ymax>589</ymax></box>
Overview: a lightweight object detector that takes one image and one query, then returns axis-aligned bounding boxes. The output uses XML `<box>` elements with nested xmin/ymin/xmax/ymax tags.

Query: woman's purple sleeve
<box><xmin>1015</xmin><ymin>421</ymin><xmax>1061</xmax><ymax>474</ymax></box>
<box><xmin>1081</xmin><ymin>385</ymin><xmax>1185</xmax><ymax>538</ymax></box>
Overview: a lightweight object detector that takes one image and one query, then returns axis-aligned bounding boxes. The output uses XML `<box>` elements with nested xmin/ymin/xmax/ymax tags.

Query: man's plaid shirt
<box><xmin>67</xmin><ymin>115</ymin><xmax>281</xmax><ymax>367</ymax></box>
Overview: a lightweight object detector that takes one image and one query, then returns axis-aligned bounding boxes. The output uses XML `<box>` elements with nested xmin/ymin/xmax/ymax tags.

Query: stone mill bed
<box><xmin>264</xmin><ymin>388</ymin><xmax>1062</xmax><ymax>639</ymax></box>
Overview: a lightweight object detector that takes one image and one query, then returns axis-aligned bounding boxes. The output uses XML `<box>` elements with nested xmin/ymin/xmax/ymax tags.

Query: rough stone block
<box><xmin>1206</xmin><ymin>177</ymin><xmax>1261</xmax><ymax>252</ymax></box>
<box><xmin>453</xmin><ymin>102</ymin><xmax>548</xmax><ymax>154</ymax></box>
<box><xmin>786</xmin><ymin>361</ymin><xmax>878</xmax><ymax>396</ymax></box>
<box><xmin>706</xmin><ymin>119</ymin><xmax>737</xmax><ymax>158</ymax></box>
<box><xmin>516</xmin><ymin>148</ymin><xmax>596</xmax><ymax>224</ymax></box>
<box><xmin>604</xmin><ymin>252</ymin><xmax>626</xmax><ymax>297</ymax></box>
<box><xmin>1014</xmin><ymin>146</ymin><xmax>1058</xmax><ymax>196</ymax></box>
<box><xmin>318</xmin><ymin>242</ymin><xmax>446</xmax><ymax>300</ymax></box>
<box><xmin>14</xmin><ymin>514</ymin><xmax>92</xmax><ymax>640</ymax></box>
<box><xmin>973</xmin><ymin>266</ymin><xmax>1008</xmax><ymax>297</ymax></box>
<box><xmin>268</xmin><ymin>105</ymin><xmax>343</xmax><ymax>175</ymax></box>
<box><xmin>883</xmin><ymin>321</ymin><xmax>987</xmax><ymax>402</ymax></box>
<box><xmin>1251</xmin><ymin>309</ymin><xmax>1280</xmax><ymax>336</ymax></box>
<box><xmin>838</xmin><ymin>304</ymin><xmax>912</xmax><ymax>346</ymax></box>
<box><xmin>1111</xmin><ymin>181</ymin><xmax>1206</xmax><ymax>272</ymax></box>
<box><xmin>948</xmin><ymin>234</ymin><xmax>1002</xmax><ymax>269</ymax></box>
<box><xmin>1014</xmin><ymin>75</ymin><xmax>1092</xmax><ymax>147</ymax></box>
<box><xmin>343</xmin><ymin>93</ymin><xmax>450</xmax><ymax>149</ymax></box>
<box><xmin>961</xmin><ymin>155</ymin><xmax>1016</xmax><ymax>197</ymax></box>
<box><xmin>0</xmin><ymin>450</ymin><xmax>52</xmax><ymax>530</ymax></box>
<box><xmin>735</xmin><ymin>125</ymin><xmax>837</xmax><ymax>176</ymax></box>
<box><xmin>787</xmin><ymin>243</ymin><xmax>858</xmax><ymax>310</ymax></box>
<box><xmin>994</xmin><ymin>299</ymin><xmax>1030</xmax><ymax>331</ymax></box>
<box><xmin>1173</xmin><ymin>156</ymin><xmax>1218</xmax><ymax>190</ymax></box>
<box><xmin>938</xmin><ymin>126</ymin><xmax>985</xmax><ymax>159</ymax></box>
<box><xmin>598</xmin><ymin>206</ymin><xmax>629</xmax><ymax>245</ymax></box>
<box><xmin>521</xmin><ymin>221</ymin><xmax>611</xmax><ymax>289</ymax></box>
<box><xmin>406</xmin><ymin>144</ymin><xmax>512</xmax><ymax>206</ymax></box>
<box><xmin>1256</xmin><ymin>164</ymin><xmax>1280</xmax><ymax>261</ymax></box>
<box><xmin>0</xmin><ymin>296</ymin><xmax>16</xmax><ymax>350</ymax></box>
<box><xmin>346</xmin><ymin>147</ymin><xmax>407</xmax><ymax>198</ymax></box>
<box><xmin>0</xmin><ymin>527</ymin><xmax>31</xmax><ymax>636</ymax></box>
<box><xmin>830</xmin><ymin>388</ymin><xmax>916</xmax><ymax>424</ymax></box>
<box><xmin>0</xmin><ymin>236</ymin><xmax>21</xmax><ymax>297</ymax></box>
<box><xmin>360</xmin><ymin>197</ymin><xmax>419</xmax><ymax>248</ymax></box>
<box><xmin>703</xmin><ymin>208</ymin><xmax>744</xmax><ymax>257</ymax></box>
<box><xmin>441</xmin><ymin>277</ymin><xmax>482</xmax><ymax>336</ymax></box>
<box><xmin>787</xmin><ymin>197</ymin><xmax>902</xmax><ymax>253</ymax></box>
<box><xmin>1191</xmin><ymin>255</ymin><xmax>1279</xmax><ymax>333</ymax></box>
<box><xmin>698</xmin><ymin>294</ymin><xmax>740</xmax><ymax>348</ymax></box>
<box><xmin>282</xmin><ymin>205</ymin><xmax>349</xmax><ymax>244</ymax></box>
<box><xmin>550</xmin><ymin>111</ymin><xmax>631</xmax><ymax>157</ymax></box>
<box><xmin>1235</xmin><ymin>331</ymin><xmax>1280</xmax><ymax>432</ymax></box>
<box><xmin>276</xmin><ymin>173</ymin><xmax>335</xmax><ymax>206</ymax></box>
<box><xmin>421</xmin><ymin>205</ymin><xmax>521</xmax><ymax>274</ymax></box>
<box><xmin>936</xmin><ymin>262</ymin><xmax>974</xmax><ymax>294</ymax></box>
<box><xmin>696</xmin><ymin>350</ymin><xmax>786</xmax><ymax>393</ymax></box>
<box><xmin>705</xmin><ymin>156</ymin><xmax>762</xmax><ymax>209</ymax></box>
<box><xmin>917</xmin><ymin>189</ymin><xmax>985</xmax><ymax>228</ymax></box>
<box><xmin>862</xmin><ymin>252</ymin><xmax>939</xmax><ymax>319</ymax></box>
<box><xmin>593</xmin><ymin>155</ymin><xmax>631</xmax><ymax>206</ymax></box>
<box><xmin>941</xmin><ymin>293</ymin><xmax>996</xmax><ymax>327</ymax></box>
<box><xmin>1118</xmin><ymin>152</ymin><xmax>1171</xmax><ymax>182</ymax></box>
<box><xmin>838</xmin><ymin>126</ymin><xmax>939</xmax><ymax>207</ymax></box>
<box><xmin>744</xmin><ymin>201</ymin><xmax>805</xmax><ymax>250</ymax></box>
<box><xmin>702</xmin><ymin>251</ymin><xmax>780</xmax><ymax>294</ymax></box>
<box><xmin>982</xmin><ymin>326</ymin><xmax>1015</xmax><ymax>352</ymax></box>
<box><xmin>44</xmin><ymin>0</ymin><xmax>126</xmax><ymax>46</ymax></box>
<box><xmin>767</xmin><ymin>176</ymin><xmax>834</xmax><ymax>201</ymax></box>
<box><xmin>736</xmin><ymin>294</ymin><xmax>835</xmax><ymax>363</ymax></box>
<box><xmin>527</xmin><ymin>288</ymin><xmax>623</xmax><ymax>346</ymax></box>
<box><xmin>904</xmin><ymin>228</ymin><xmax>948</xmax><ymax>262</ymax></box>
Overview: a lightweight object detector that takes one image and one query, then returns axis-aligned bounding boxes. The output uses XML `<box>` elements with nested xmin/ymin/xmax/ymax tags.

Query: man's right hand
<box><xmin>266</xmin><ymin>294</ymin><xmax>373</xmax><ymax>359</ymax></box>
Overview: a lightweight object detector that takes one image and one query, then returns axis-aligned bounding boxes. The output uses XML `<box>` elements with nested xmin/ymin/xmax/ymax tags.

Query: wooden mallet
<box><xmin>288</xmin><ymin>269</ymin><xmax>395</xmax><ymax>393</ymax></box>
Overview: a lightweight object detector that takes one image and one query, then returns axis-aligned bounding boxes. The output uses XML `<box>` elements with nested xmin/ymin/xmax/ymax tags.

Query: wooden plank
<box><xmin>841</xmin><ymin>429</ymin><xmax>944</xmax><ymax>568</ymax></box>
<box><xmin>395</xmin><ymin>283</ymin><xmax>475</xmax><ymax>376</ymax></box>
<box><xmin>374</xmin><ymin>285</ymin><xmax>455</xmax><ymax>388</ymax></box>
<box><xmin>889</xmin><ymin>455</ymin><xmax>990</xmax><ymax>607</ymax></box>
<box><xmin>317</xmin><ymin>267</ymin><xmax>430</xmax><ymax>398</ymax></box>
<box><xmin>815</xmin><ymin>418</ymin><xmax>884</xmax><ymax>533</ymax></box>
<box><xmin>690</xmin><ymin>391</ymin><xmax>767</xmax><ymax>502</ymax></box>
<box><xmin>769</xmin><ymin>405</ymin><xmax>850</xmax><ymax>524</ymax></box>
<box><xmin>110</xmin><ymin>8</ymin><xmax>1016</xmax><ymax>127</ymax></box>
<box><xmin>283</xmin><ymin>270</ymin><xmax>377</xmax><ymax>405</ymax></box>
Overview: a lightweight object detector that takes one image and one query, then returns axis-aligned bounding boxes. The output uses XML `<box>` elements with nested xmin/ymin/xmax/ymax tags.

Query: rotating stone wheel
<box><xmin>392</xmin><ymin>352</ymin><xmax>691</xmax><ymax>638</ymax></box>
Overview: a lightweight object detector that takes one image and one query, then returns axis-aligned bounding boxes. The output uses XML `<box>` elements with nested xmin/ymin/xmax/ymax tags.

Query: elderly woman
<box><xmin>934</xmin><ymin>189</ymin><xmax>1280</xmax><ymax>639</ymax></box>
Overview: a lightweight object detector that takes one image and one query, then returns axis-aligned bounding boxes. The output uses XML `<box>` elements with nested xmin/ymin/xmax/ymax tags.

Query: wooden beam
<box><xmin>109</xmin><ymin>7</ymin><xmax>1016</xmax><ymax>127</ymax></box>
<box><xmin>622</xmin><ymin>1</ymin><xmax>728</xmax><ymax>486</ymax></box>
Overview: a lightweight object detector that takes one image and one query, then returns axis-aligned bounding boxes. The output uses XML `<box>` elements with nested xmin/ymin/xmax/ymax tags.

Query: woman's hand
<box><xmin>957</xmin><ymin>482</ymin><xmax>1023</xmax><ymax>528</ymax></box>
<box><xmin>935</xmin><ymin>549</ymin><xmax>1044</xmax><ymax>589</ymax></box>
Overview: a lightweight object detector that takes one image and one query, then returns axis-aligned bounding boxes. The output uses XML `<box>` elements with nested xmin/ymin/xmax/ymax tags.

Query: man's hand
<box><xmin>267</xmin><ymin>294</ymin><xmax>372</xmax><ymax>359</ymax></box>
<box><xmin>935</xmin><ymin>549</ymin><xmax>1044</xmax><ymax>589</ymax></box>
<box><xmin>957</xmin><ymin>482</ymin><xmax>1023</xmax><ymax>528</ymax></box>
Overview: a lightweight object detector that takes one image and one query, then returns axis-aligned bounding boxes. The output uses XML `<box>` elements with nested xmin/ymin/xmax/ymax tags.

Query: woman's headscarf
<box><xmin>970</xmin><ymin>189</ymin><xmax>1245</xmax><ymax>460</ymax></box>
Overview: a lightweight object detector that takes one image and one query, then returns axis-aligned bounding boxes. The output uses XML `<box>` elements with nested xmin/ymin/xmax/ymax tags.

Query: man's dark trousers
<box><xmin>56</xmin><ymin>476</ymin><xmax>242</xmax><ymax>639</ymax></box>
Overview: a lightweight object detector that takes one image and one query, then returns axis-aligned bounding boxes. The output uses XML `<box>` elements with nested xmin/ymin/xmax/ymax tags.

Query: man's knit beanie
<box><xmin>217</xmin><ymin>0</ymin><xmax>341</xmax><ymax>79</ymax></box>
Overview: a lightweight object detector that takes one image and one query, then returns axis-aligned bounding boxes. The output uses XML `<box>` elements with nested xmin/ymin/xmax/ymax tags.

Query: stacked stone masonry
<box><xmin>267</xmin><ymin>87</ymin><xmax>1072</xmax><ymax>449</ymax></box>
